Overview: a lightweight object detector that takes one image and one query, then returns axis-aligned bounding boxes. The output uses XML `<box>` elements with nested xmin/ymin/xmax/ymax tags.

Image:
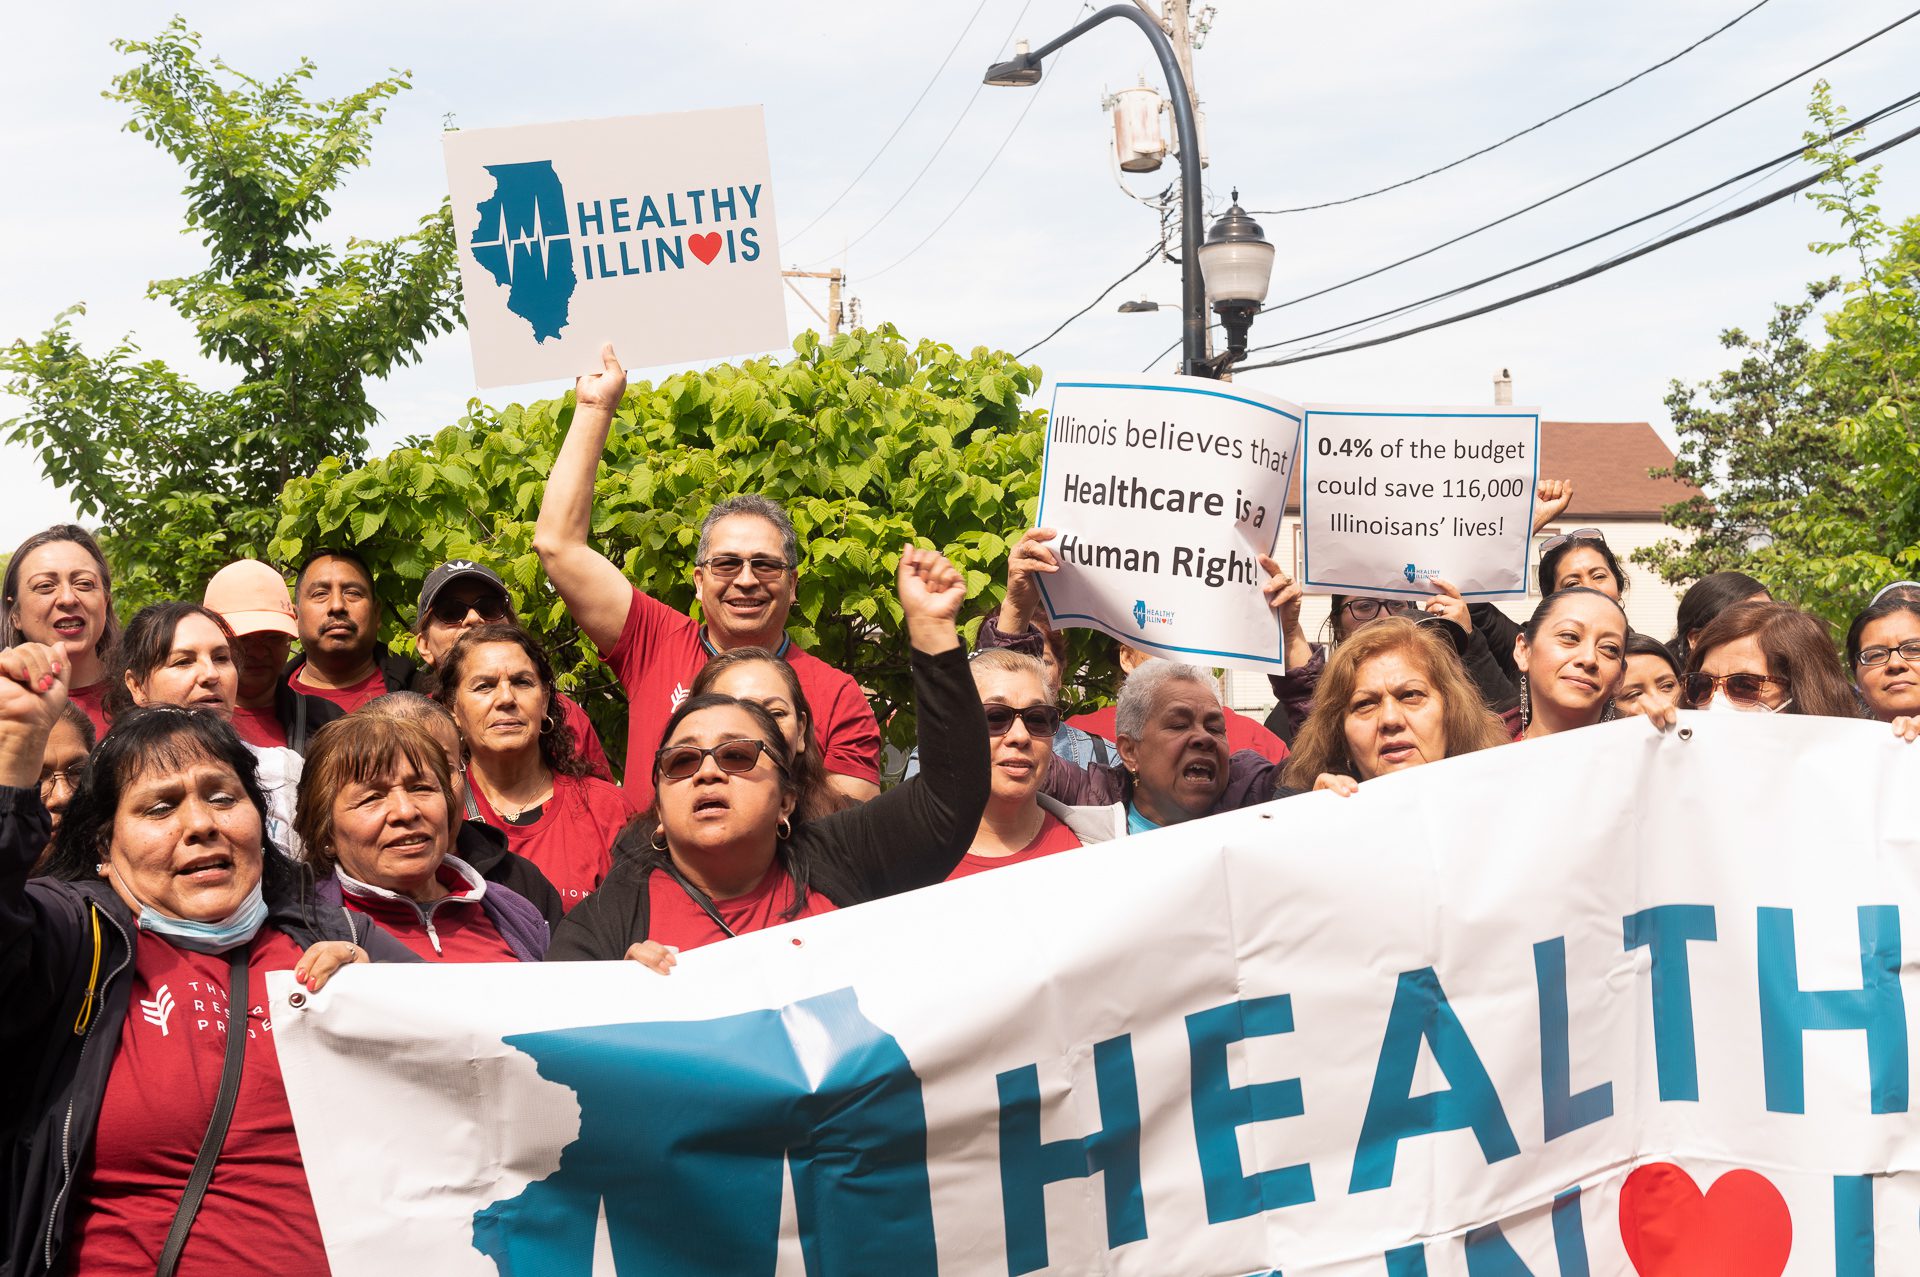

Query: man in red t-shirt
<box><xmin>284</xmin><ymin>547</ymin><xmax>421</xmax><ymax>713</ymax></box>
<box><xmin>410</xmin><ymin>558</ymin><xmax>613</xmax><ymax>780</ymax></box>
<box><xmin>534</xmin><ymin>345</ymin><xmax>881</xmax><ymax>804</ymax></box>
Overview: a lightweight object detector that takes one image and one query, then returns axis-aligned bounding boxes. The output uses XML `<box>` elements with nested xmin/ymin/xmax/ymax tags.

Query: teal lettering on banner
<box><xmin>996</xmin><ymin>1034</ymin><xmax>1147</xmax><ymax>1276</ymax></box>
<box><xmin>470</xmin><ymin>987</ymin><xmax>935</xmax><ymax>1274</ymax></box>
<box><xmin>1533</xmin><ymin>938</ymin><xmax>1613</xmax><ymax>1140</ymax></box>
<box><xmin>1834</xmin><ymin>1174</ymin><xmax>1875</xmax><ymax>1276</ymax></box>
<box><xmin>1386</xmin><ymin>1243</ymin><xmax>1430</xmax><ymax>1275</ymax></box>
<box><xmin>1186</xmin><ymin>996</ymin><xmax>1314</xmax><ymax>1222</ymax></box>
<box><xmin>1460</xmin><ymin>1187</ymin><xmax>1589</xmax><ymax>1276</ymax></box>
<box><xmin>1622</xmin><ymin>904</ymin><xmax>1716</xmax><ymax>1101</ymax></box>
<box><xmin>1351</xmin><ymin>967</ymin><xmax>1520</xmax><ymax>1194</ymax></box>
<box><xmin>1758</xmin><ymin>905</ymin><xmax>1908</xmax><ymax>1114</ymax></box>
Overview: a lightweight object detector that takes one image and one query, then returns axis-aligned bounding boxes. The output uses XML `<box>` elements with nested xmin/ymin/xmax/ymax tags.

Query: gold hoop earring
<box><xmin>650</xmin><ymin>827</ymin><xmax>668</xmax><ymax>853</ymax></box>
<box><xmin>776</xmin><ymin>818</ymin><xmax>792</xmax><ymax>840</ymax></box>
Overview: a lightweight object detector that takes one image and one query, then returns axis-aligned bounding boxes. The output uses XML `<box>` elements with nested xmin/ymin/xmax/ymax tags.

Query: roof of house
<box><xmin>1282</xmin><ymin>420</ymin><xmax>1700</xmax><ymax>520</ymax></box>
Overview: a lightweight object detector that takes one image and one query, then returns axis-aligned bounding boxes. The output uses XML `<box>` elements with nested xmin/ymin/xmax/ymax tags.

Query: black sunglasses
<box><xmin>430</xmin><ymin>593</ymin><xmax>510</xmax><ymax>625</ymax></box>
<box><xmin>655</xmin><ymin>738</ymin><xmax>786</xmax><ymax>781</ymax></box>
<box><xmin>983</xmin><ymin>704</ymin><xmax>1062</xmax><ymax>738</ymax></box>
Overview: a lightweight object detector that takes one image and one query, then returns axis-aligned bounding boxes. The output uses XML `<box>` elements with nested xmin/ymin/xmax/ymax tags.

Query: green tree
<box><xmin>273</xmin><ymin>326</ymin><xmax>1098</xmax><ymax>766</ymax></box>
<box><xmin>1</xmin><ymin>18</ymin><xmax>461</xmax><ymax>607</ymax></box>
<box><xmin>1634</xmin><ymin>85</ymin><xmax>1919</xmax><ymax>625</ymax></box>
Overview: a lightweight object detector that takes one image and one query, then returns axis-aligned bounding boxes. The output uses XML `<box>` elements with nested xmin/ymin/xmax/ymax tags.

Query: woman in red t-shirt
<box><xmin>0</xmin><ymin>524</ymin><xmax>121</xmax><ymax>737</ymax></box>
<box><xmin>946</xmin><ymin>649</ymin><xmax>1106</xmax><ymax>880</ymax></box>
<box><xmin>691</xmin><ymin>647</ymin><xmax>851</xmax><ymax>824</ymax></box>
<box><xmin>0</xmin><ymin>644</ymin><xmax>401</xmax><ymax>1277</ymax></box>
<box><xmin>436</xmin><ymin>624</ymin><xmax>630</xmax><ymax>909</ymax></box>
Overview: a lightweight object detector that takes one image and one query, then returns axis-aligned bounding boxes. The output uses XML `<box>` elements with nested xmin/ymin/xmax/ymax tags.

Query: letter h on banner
<box><xmin>1757</xmin><ymin>905</ymin><xmax>1908</xmax><ymax>1115</ymax></box>
<box><xmin>996</xmin><ymin>1035</ymin><xmax>1147</xmax><ymax>1277</ymax></box>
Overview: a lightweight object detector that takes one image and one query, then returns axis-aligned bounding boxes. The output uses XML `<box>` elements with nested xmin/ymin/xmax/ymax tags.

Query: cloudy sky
<box><xmin>3</xmin><ymin>0</ymin><xmax>1916</xmax><ymax>549</ymax></box>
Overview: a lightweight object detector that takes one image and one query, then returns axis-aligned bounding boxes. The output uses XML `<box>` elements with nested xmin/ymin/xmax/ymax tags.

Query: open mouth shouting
<box><xmin>690</xmin><ymin>792</ymin><xmax>732</xmax><ymax>820</ymax></box>
<box><xmin>175</xmin><ymin>853</ymin><xmax>235</xmax><ymax>886</ymax></box>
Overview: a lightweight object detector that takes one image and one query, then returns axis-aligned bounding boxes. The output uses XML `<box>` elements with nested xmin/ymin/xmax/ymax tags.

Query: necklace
<box><xmin>487</xmin><ymin>778</ymin><xmax>554</xmax><ymax>823</ymax></box>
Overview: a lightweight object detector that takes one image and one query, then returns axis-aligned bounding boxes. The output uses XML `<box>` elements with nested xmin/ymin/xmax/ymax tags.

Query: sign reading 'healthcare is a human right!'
<box><xmin>443</xmin><ymin>105</ymin><xmax>788</xmax><ymax>388</ymax></box>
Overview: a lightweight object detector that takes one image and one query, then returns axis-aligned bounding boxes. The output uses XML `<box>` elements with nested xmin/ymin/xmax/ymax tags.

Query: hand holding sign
<box><xmin>575</xmin><ymin>342</ymin><xmax>627</xmax><ymax>413</ymax></box>
<box><xmin>998</xmin><ymin>527</ymin><xmax>1060</xmax><ymax>636</ymax></box>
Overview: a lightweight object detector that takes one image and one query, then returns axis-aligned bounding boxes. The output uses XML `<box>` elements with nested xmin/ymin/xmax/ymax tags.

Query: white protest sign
<box><xmin>443</xmin><ymin>106</ymin><xmax>786</xmax><ymax>388</ymax></box>
<box><xmin>1300</xmin><ymin>404</ymin><xmax>1540</xmax><ymax>600</ymax></box>
<box><xmin>274</xmin><ymin>715</ymin><xmax>1920</xmax><ymax>1275</ymax></box>
<box><xmin>1033</xmin><ymin>375</ymin><xmax>1301</xmax><ymax>670</ymax></box>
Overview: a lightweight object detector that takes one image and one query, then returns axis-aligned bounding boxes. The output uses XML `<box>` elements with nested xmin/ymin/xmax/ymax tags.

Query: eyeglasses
<box><xmin>698</xmin><ymin>555</ymin><xmax>794</xmax><ymax>581</ymax></box>
<box><xmin>654</xmin><ymin>738</ymin><xmax>787</xmax><ymax>781</ymax></box>
<box><xmin>39</xmin><ymin>768</ymin><xmax>81</xmax><ymax>797</ymax></box>
<box><xmin>1539</xmin><ymin>528</ymin><xmax>1607</xmax><ymax>558</ymax></box>
<box><xmin>429</xmin><ymin>593</ymin><xmax>510</xmax><ymax>625</ymax></box>
<box><xmin>1341</xmin><ymin>598</ymin><xmax>1417</xmax><ymax>623</ymax></box>
<box><xmin>1683</xmin><ymin>671</ymin><xmax>1791</xmax><ymax>708</ymax></box>
<box><xmin>982</xmin><ymin>704</ymin><xmax>1062</xmax><ymax>738</ymax></box>
<box><xmin>1858</xmin><ymin>639</ymin><xmax>1920</xmax><ymax>667</ymax></box>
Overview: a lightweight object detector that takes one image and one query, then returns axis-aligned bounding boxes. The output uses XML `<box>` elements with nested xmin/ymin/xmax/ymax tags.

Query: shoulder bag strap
<box><xmin>155</xmin><ymin>943</ymin><xmax>251</xmax><ymax>1277</ymax></box>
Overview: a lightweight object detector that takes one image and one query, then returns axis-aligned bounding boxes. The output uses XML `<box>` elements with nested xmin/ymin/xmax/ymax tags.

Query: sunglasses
<box><xmin>1857</xmin><ymin>639</ymin><xmax>1920</xmax><ymax>668</ymax></box>
<box><xmin>430</xmin><ymin>593</ymin><xmax>510</xmax><ymax>625</ymax></box>
<box><xmin>983</xmin><ymin>704</ymin><xmax>1062</xmax><ymax>738</ymax></box>
<box><xmin>654</xmin><ymin>738</ymin><xmax>786</xmax><ymax>781</ymax></box>
<box><xmin>1539</xmin><ymin>528</ymin><xmax>1607</xmax><ymax>558</ymax></box>
<box><xmin>698</xmin><ymin>555</ymin><xmax>794</xmax><ymax>581</ymax></box>
<box><xmin>1341</xmin><ymin>598</ymin><xmax>1417</xmax><ymax>623</ymax></box>
<box><xmin>1683</xmin><ymin>671</ymin><xmax>1791</xmax><ymax>708</ymax></box>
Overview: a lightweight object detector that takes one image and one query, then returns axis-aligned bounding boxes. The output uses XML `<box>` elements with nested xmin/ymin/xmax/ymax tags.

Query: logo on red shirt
<box><xmin>669</xmin><ymin>681</ymin><xmax>690</xmax><ymax>711</ymax></box>
<box><xmin>139</xmin><ymin>985</ymin><xmax>177</xmax><ymax>1036</ymax></box>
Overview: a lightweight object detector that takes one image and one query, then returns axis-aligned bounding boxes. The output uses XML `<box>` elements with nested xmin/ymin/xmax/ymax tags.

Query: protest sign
<box><xmin>1299</xmin><ymin>404</ymin><xmax>1540</xmax><ymax>599</ymax></box>
<box><xmin>443</xmin><ymin>106</ymin><xmax>786</xmax><ymax>388</ymax></box>
<box><xmin>1033</xmin><ymin>375</ymin><xmax>1301</xmax><ymax>670</ymax></box>
<box><xmin>275</xmin><ymin>715</ymin><xmax>1920</xmax><ymax>1276</ymax></box>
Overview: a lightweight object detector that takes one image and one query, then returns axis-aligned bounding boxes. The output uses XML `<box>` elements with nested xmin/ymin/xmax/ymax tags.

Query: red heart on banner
<box><xmin>688</xmin><ymin>232</ymin><xmax>723</xmax><ymax>264</ymax></box>
<box><xmin>1618</xmin><ymin>1162</ymin><xmax>1792</xmax><ymax>1276</ymax></box>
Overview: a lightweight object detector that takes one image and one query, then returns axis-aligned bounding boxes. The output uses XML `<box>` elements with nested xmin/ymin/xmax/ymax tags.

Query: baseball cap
<box><xmin>203</xmin><ymin>560</ymin><xmax>299</xmax><ymax>638</ymax></box>
<box><xmin>417</xmin><ymin>560</ymin><xmax>512</xmax><ymax>623</ymax></box>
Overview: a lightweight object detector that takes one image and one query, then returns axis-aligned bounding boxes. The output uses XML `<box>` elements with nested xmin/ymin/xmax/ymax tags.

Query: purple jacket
<box><xmin>314</xmin><ymin>856</ymin><xmax>551</xmax><ymax>961</ymax></box>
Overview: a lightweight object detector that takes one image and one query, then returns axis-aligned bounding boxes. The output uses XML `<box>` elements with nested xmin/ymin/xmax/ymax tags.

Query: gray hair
<box><xmin>696</xmin><ymin>495</ymin><xmax>799</xmax><ymax>569</ymax></box>
<box><xmin>968</xmin><ymin>648</ymin><xmax>1055</xmax><ymax>704</ymax></box>
<box><xmin>359</xmin><ymin>690</ymin><xmax>455</xmax><ymax>729</ymax></box>
<box><xmin>1114</xmin><ymin>659</ymin><xmax>1214</xmax><ymax>739</ymax></box>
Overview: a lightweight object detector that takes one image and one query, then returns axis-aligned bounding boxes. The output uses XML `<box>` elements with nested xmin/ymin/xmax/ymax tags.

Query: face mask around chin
<box><xmin>1703</xmin><ymin>691</ymin><xmax>1793</xmax><ymax>715</ymax></box>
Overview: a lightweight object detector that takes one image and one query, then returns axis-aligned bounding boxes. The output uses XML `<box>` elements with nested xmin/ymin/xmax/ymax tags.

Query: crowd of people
<box><xmin>2</xmin><ymin>345</ymin><xmax>1916</xmax><ymax>1273</ymax></box>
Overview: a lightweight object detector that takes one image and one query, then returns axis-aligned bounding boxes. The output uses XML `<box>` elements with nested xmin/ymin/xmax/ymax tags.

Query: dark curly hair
<box><xmin>431</xmin><ymin>623</ymin><xmax>585</xmax><ymax>778</ymax></box>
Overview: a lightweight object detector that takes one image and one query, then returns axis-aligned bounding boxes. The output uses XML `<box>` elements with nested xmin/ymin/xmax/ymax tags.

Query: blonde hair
<box><xmin>969</xmin><ymin>648</ymin><xmax>1054</xmax><ymax>702</ymax></box>
<box><xmin>1282</xmin><ymin>618</ymin><xmax>1508</xmax><ymax>788</ymax></box>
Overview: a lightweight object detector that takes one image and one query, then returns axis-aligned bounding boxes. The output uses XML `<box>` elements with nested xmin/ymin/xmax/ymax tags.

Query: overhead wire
<box><xmin>1015</xmin><ymin>237</ymin><xmax>1169</xmax><ymax>359</ymax></box>
<box><xmin>1246</xmin><ymin>0</ymin><xmax>1777</xmax><ymax>215</ymax></box>
<box><xmin>800</xmin><ymin>0</ymin><xmax>1039</xmax><ymax>267</ymax></box>
<box><xmin>1257</xmin><ymin>5</ymin><xmax>1920</xmax><ymax>317</ymax></box>
<box><xmin>785</xmin><ymin>0</ymin><xmax>994</xmax><ymax>244</ymax></box>
<box><xmin>1239</xmin><ymin>88</ymin><xmax>1920</xmax><ymax>358</ymax></box>
<box><xmin>1229</xmin><ymin>116</ymin><xmax>1920</xmax><ymax>373</ymax></box>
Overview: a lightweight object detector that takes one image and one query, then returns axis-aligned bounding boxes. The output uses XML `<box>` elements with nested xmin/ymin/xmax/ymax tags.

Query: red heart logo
<box><xmin>1618</xmin><ymin>1162</ymin><xmax>1792</xmax><ymax>1276</ymax></box>
<box><xmin>688</xmin><ymin>232</ymin><xmax>723</xmax><ymax>265</ymax></box>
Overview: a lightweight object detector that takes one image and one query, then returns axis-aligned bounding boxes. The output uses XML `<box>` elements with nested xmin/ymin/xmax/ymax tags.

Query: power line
<box><xmin>1241</xmin><ymin>89</ymin><xmax>1920</xmax><ymax>358</ymax></box>
<box><xmin>785</xmin><ymin>0</ymin><xmax>994</xmax><ymax>245</ymax></box>
<box><xmin>1258</xmin><ymin>5</ymin><xmax>1920</xmax><ymax>317</ymax></box>
<box><xmin>1231</xmin><ymin>116</ymin><xmax>1920</xmax><ymax>373</ymax></box>
<box><xmin>1247</xmin><ymin>0</ymin><xmax>1777</xmax><ymax>216</ymax></box>
<box><xmin>1015</xmin><ymin>237</ymin><xmax>1168</xmax><ymax>359</ymax></box>
<box><xmin>801</xmin><ymin>0</ymin><xmax>1038</xmax><ymax>267</ymax></box>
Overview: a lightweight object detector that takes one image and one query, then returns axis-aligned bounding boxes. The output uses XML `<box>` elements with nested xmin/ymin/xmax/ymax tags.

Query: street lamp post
<box><xmin>1196</xmin><ymin>192</ymin><xmax>1275</xmax><ymax>367</ymax></box>
<box><xmin>984</xmin><ymin>6</ymin><xmax>1210</xmax><ymax>377</ymax></box>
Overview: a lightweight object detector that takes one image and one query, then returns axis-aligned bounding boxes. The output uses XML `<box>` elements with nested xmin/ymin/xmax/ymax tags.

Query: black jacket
<box><xmin>456</xmin><ymin>819</ymin><xmax>565</xmax><ymax>928</ymax></box>
<box><xmin>0</xmin><ymin>787</ymin><xmax>415</xmax><ymax>1277</ymax></box>
<box><xmin>549</xmin><ymin>645</ymin><xmax>987</xmax><ymax>960</ymax></box>
<box><xmin>271</xmin><ymin>678</ymin><xmax>346</xmax><ymax>755</ymax></box>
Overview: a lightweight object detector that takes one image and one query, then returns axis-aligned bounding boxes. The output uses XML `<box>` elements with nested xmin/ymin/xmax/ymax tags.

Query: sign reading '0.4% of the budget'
<box><xmin>1299</xmin><ymin>404</ymin><xmax>1540</xmax><ymax>601</ymax></box>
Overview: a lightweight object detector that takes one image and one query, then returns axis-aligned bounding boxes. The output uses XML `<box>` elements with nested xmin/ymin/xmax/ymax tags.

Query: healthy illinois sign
<box><xmin>272</xmin><ymin>713</ymin><xmax>1920</xmax><ymax>1275</ymax></box>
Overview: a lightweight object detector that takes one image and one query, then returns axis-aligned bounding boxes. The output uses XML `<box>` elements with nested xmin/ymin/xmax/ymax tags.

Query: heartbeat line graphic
<box><xmin>140</xmin><ymin>985</ymin><xmax>177</xmax><ymax>1037</ymax></box>
<box><xmin>475</xmin><ymin>196</ymin><xmax>570</xmax><ymax>288</ymax></box>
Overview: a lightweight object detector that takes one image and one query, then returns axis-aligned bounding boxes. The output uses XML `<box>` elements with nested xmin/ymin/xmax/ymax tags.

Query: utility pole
<box><xmin>1137</xmin><ymin>0</ymin><xmax>1214</xmax><ymax>368</ymax></box>
<box><xmin>781</xmin><ymin>268</ymin><xmax>849</xmax><ymax>336</ymax></box>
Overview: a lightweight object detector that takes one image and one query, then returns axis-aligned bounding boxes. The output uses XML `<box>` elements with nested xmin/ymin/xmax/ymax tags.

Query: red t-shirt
<box><xmin>68</xmin><ymin>928</ymin><xmax>329</xmax><ymax>1277</ymax></box>
<box><xmin>647</xmin><ymin>859</ymin><xmax>839</xmax><ymax>951</ymax></box>
<box><xmin>556</xmin><ymin>692</ymin><xmax>613</xmax><ymax>781</ymax></box>
<box><xmin>469</xmin><ymin>773</ymin><xmax>631</xmax><ymax>910</ymax></box>
<box><xmin>287</xmin><ymin>662</ymin><xmax>388</xmax><ymax>712</ymax></box>
<box><xmin>1068</xmin><ymin>703</ymin><xmax>1290</xmax><ymax>764</ymax></box>
<box><xmin>230</xmin><ymin>703</ymin><xmax>289</xmax><ymax>749</ymax></box>
<box><xmin>945</xmin><ymin>812</ymin><xmax>1083</xmax><ymax>881</ymax></box>
<box><xmin>69</xmin><ymin>680</ymin><xmax>111</xmax><ymax>738</ymax></box>
<box><xmin>603</xmin><ymin>587</ymin><xmax>881</xmax><ymax>801</ymax></box>
<box><xmin>338</xmin><ymin>865</ymin><xmax>522</xmax><ymax>962</ymax></box>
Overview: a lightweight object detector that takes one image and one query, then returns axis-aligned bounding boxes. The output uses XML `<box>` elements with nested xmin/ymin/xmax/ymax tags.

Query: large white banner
<box><xmin>1299</xmin><ymin>404</ymin><xmax>1540</xmax><ymax>600</ymax></box>
<box><xmin>1034</xmin><ymin>374</ymin><xmax>1302</xmax><ymax>671</ymax></box>
<box><xmin>444</xmin><ymin>106</ymin><xmax>787</xmax><ymax>388</ymax></box>
<box><xmin>273</xmin><ymin>715</ymin><xmax>1920</xmax><ymax>1276</ymax></box>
